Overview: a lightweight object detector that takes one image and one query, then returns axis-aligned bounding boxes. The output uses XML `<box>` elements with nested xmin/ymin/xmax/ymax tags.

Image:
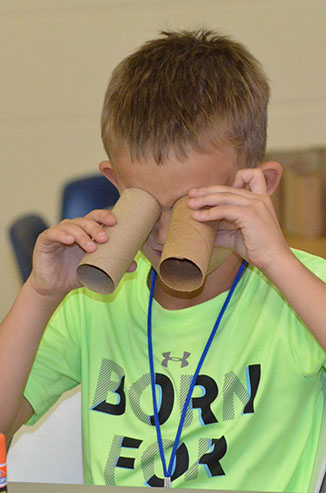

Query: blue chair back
<box><xmin>9</xmin><ymin>173</ymin><xmax>120</xmax><ymax>282</ymax></box>
<box><xmin>9</xmin><ymin>215</ymin><xmax>48</xmax><ymax>282</ymax></box>
<box><xmin>61</xmin><ymin>174</ymin><xmax>119</xmax><ymax>219</ymax></box>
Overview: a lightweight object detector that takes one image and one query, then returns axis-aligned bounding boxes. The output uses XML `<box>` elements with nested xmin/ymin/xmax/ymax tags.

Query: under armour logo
<box><xmin>161</xmin><ymin>351</ymin><xmax>191</xmax><ymax>368</ymax></box>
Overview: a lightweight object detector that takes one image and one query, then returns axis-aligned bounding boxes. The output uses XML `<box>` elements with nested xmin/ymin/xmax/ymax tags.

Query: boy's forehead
<box><xmin>112</xmin><ymin>147</ymin><xmax>237</xmax><ymax>206</ymax></box>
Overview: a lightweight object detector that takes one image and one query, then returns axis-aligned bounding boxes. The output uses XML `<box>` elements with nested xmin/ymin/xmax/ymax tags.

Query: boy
<box><xmin>1</xmin><ymin>29</ymin><xmax>326</xmax><ymax>491</ymax></box>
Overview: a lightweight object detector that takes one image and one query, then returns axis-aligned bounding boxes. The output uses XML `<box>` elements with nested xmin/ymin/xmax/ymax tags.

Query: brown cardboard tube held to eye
<box><xmin>159</xmin><ymin>196</ymin><xmax>219</xmax><ymax>292</ymax></box>
<box><xmin>77</xmin><ymin>188</ymin><xmax>161</xmax><ymax>295</ymax></box>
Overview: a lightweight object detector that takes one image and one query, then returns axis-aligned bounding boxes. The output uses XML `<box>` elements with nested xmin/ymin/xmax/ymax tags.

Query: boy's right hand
<box><xmin>26</xmin><ymin>209</ymin><xmax>129</xmax><ymax>299</ymax></box>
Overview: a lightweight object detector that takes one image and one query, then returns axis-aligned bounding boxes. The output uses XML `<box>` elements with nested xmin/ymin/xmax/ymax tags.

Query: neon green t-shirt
<box><xmin>24</xmin><ymin>250</ymin><xmax>326</xmax><ymax>491</ymax></box>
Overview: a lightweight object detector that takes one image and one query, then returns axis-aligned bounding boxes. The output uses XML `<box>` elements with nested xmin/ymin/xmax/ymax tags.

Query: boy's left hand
<box><xmin>188</xmin><ymin>167</ymin><xmax>291</xmax><ymax>272</ymax></box>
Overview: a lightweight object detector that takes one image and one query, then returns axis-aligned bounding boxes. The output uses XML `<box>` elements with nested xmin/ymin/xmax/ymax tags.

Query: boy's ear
<box><xmin>257</xmin><ymin>161</ymin><xmax>283</xmax><ymax>196</ymax></box>
<box><xmin>98</xmin><ymin>160</ymin><xmax>119</xmax><ymax>189</ymax></box>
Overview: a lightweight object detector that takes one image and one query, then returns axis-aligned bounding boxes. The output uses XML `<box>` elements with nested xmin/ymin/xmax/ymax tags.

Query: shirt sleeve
<box><xmin>288</xmin><ymin>249</ymin><xmax>326</xmax><ymax>376</ymax></box>
<box><xmin>24</xmin><ymin>289</ymin><xmax>84</xmax><ymax>425</ymax></box>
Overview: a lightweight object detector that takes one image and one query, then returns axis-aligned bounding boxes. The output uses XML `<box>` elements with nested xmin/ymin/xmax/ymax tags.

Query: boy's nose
<box><xmin>154</xmin><ymin>211</ymin><xmax>171</xmax><ymax>246</ymax></box>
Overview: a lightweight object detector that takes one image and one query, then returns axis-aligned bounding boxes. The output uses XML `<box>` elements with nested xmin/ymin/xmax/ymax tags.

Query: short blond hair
<box><xmin>101</xmin><ymin>29</ymin><xmax>270</xmax><ymax>167</ymax></box>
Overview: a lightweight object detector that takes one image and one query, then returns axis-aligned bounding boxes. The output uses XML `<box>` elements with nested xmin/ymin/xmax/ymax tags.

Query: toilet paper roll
<box><xmin>77</xmin><ymin>188</ymin><xmax>161</xmax><ymax>294</ymax></box>
<box><xmin>159</xmin><ymin>195</ymin><xmax>219</xmax><ymax>292</ymax></box>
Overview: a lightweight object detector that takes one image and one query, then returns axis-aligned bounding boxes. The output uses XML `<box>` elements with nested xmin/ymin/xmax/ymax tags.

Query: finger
<box><xmin>39</xmin><ymin>228</ymin><xmax>75</xmax><ymax>247</ymax></box>
<box><xmin>232</xmin><ymin>168</ymin><xmax>267</xmax><ymax>195</ymax></box>
<box><xmin>188</xmin><ymin>191</ymin><xmax>253</xmax><ymax>210</ymax></box>
<box><xmin>192</xmin><ymin>204</ymin><xmax>247</xmax><ymax>224</ymax></box>
<box><xmin>53</xmin><ymin>222</ymin><xmax>100</xmax><ymax>252</ymax></box>
<box><xmin>86</xmin><ymin>209</ymin><xmax>117</xmax><ymax>227</ymax></box>
<box><xmin>188</xmin><ymin>185</ymin><xmax>255</xmax><ymax>200</ymax></box>
<box><xmin>61</xmin><ymin>217</ymin><xmax>110</xmax><ymax>244</ymax></box>
<box><xmin>39</xmin><ymin>226</ymin><xmax>96</xmax><ymax>254</ymax></box>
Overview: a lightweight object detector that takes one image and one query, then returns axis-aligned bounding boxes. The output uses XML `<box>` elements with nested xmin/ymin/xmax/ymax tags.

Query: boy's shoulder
<box><xmin>291</xmin><ymin>247</ymin><xmax>326</xmax><ymax>278</ymax></box>
<box><xmin>247</xmin><ymin>248</ymin><xmax>326</xmax><ymax>293</ymax></box>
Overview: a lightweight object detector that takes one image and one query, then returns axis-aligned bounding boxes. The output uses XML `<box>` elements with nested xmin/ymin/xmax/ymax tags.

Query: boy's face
<box><xmin>100</xmin><ymin>147</ymin><xmax>238</xmax><ymax>276</ymax></box>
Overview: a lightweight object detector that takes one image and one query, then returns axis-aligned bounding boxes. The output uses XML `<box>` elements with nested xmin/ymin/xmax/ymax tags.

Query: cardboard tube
<box><xmin>159</xmin><ymin>196</ymin><xmax>219</xmax><ymax>292</ymax></box>
<box><xmin>77</xmin><ymin>188</ymin><xmax>161</xmax><ymax>294</ymax></box>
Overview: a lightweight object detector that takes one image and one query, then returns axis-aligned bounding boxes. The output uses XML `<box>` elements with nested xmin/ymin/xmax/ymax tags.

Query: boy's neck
<box><xmin>149</xmin><ymin>253</ymin><xmax>244</xmax><ymax>310</ymax></box>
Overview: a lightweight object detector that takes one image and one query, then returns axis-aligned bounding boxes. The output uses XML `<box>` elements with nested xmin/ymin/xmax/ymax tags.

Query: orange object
<box><xmin>0</xmin><ymin>433</ymin><xmax>7</xmax><ymax>491</ymax></box>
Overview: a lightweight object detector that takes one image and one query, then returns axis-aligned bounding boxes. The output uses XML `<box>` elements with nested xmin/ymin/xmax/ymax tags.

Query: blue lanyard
<box><xmin>147</xmin><ymin>259</ymin><xmax>247</xmax><ymax>487</ymax></box>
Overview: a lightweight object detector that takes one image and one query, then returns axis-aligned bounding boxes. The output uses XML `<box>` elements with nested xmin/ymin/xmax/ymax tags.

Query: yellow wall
<box><xmin>1</xmin><ymin>0</ymin><xmax>326</xmax><ymax>318</ymax></box>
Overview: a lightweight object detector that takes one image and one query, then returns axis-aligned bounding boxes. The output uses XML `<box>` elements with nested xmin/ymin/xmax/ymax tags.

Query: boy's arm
<box><xmin>0</xmin><ymin>209</ymin><xmax>119</xmax><ymax>440</ymax></box>
<box><xmin>188</xmin><ymin>165</ymin><xmax>326</xmax><ymax>350</ymax></box>
<box><xmin>6</xmin><ymin>398</ymin><xmax>34</xmax><ymax>441</ymax></box>
<box><xmin>0</xmin><ymin>280</ymin><xmax>65</xmax><ymax>439</ymax></box>
<box><xmin>263</xmin><ymin>249</ymin><xmax>326</xmax><ymax>349</ymax></box>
